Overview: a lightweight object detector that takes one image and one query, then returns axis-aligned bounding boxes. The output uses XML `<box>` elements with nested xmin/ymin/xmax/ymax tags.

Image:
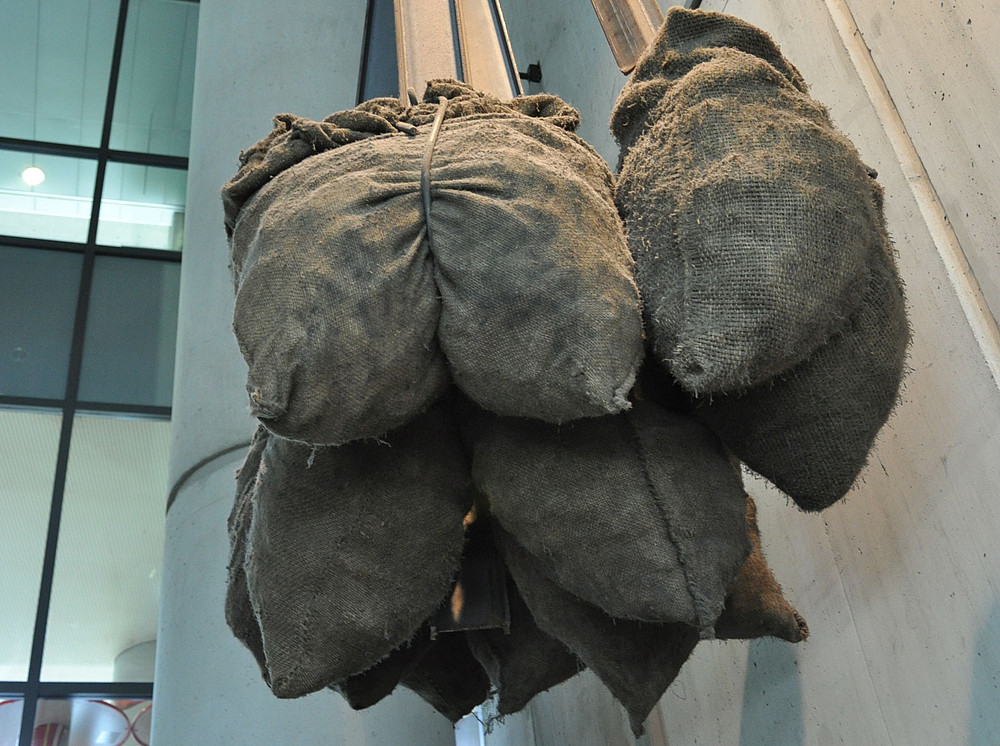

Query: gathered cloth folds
<box><xmin>224</xmin><ymin>80</ymin><xmax>643</xmax><ymax>446</ymax></box>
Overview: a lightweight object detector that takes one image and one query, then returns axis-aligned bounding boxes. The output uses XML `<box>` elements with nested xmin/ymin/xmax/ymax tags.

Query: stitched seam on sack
<box><xmin>281</xmin><ymin>503</ymin><xmax>369</xmax><ymax>688</ymax></box>
<box><xmin>625</xmin><ymin>414</ymin><xmax>709</xmax><ymax>630</ymax></box>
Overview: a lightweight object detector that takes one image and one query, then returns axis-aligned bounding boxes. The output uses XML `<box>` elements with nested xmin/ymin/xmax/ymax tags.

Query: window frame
<box><xmin>0</xmin><ymin>0</ymin><xmax>195</xmax><ymax>740</ymax></box>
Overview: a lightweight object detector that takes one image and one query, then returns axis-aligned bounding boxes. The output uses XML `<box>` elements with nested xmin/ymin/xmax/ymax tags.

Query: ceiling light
<box><xmin>22</xmin><ymin>166</ymin><xmax>46</xmax><ymax>186</ymax></box>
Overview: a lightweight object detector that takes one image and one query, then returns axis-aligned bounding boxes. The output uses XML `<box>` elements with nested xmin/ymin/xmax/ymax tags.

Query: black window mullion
<box><xmin>0</xmin><ymin>395</ymin><xmax>65</xmax><ymax>411</ymax></box>
<box><xmin>38</xmin><ymin>681</ymin><xmax>154</xmax><ymax>699</ymax></box>
<box><xmin>105</xmin><ymin>147</ymin><xmax>187</xmax><ymax>170</ymax></box>
<box><xmin>0</xmin><ymin>137</ymin><xmax>98</xmax><ymax>160</ymax></box>
<box><xmin>0</xmin><ymin>682</ymin><xmax>27</xmax><ymax>698</ymax></box>
<box><xmin>17</xmin><ymin>250</ymin><xmax>95</xmax><ymax>743</ymax></box>
<box><xmin>18</xmin><ymin>0</ymin><xmax>132</xmax><ymax>741</ymax></box>
<box><xmin>76</xmin><ymin>401</ymin><xmax>172</xmax><ymax>419</ymax></box>
<box><xmin>0</xmin><ymin>132</ymin><xmax>189</xmax><ymax>170</ymax></box>
<box><xmin>1</xmin><ymin>235</ymin><xmax>186</xmax><ymax>262</ymax></box>
<box><xmin>94</xmin><ymin>244</ymin><xmax>183</xmax><ymax>263</ymax></box>
<box><xmin>0</xmin><ymin>234</ymin><xmax>87</xmax><ymax>253</ymax></box>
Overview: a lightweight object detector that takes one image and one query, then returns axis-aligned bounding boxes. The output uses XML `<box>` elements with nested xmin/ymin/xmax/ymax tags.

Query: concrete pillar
<box><xmin>151</xmin><ymin>2</ymin><xmax>455</xmax><ymax>743</ymax></box>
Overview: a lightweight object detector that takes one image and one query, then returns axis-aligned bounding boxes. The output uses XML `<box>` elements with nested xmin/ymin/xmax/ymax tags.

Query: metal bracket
<box><xmin>518</xmin><ymin>62</ymin><xmax>542</xmax><ymax>84</ymax></box>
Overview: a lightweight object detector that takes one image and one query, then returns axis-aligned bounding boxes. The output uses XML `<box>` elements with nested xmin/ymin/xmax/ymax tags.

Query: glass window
<box><xmin>122</xmin><ymin>699</ymin><xmax>153</xmax><ymax>745</ymax></box>
<box><xmin>41</xmin><ymin>414</ymin><xmax>169</xmax><ymax>682</ymax></box>
<box><xmin>96</xmin><ymin>162</ymin><xmax>186</xmax><ymax>251</ymax></box>
<box><xmin>78</xmin><ymin>256</ymin><xmax>180</xmax><ymax>409</ymax></box>
<box><xmin>0</xmin><ymin>246</ymin><xmax>82</xmax><ymax>400</ymax></box>
<box><xmin>110</xmin><ymin>0</ymin><xmax>199</xmax><ymax>158</ymax></box>
<box><xmin>0</xmin><ymin>150</ymin><xmax>98</xmax><ymax>244</ymax></box>
<box><xmin>0</xmin><ymin>0</ymin><xmax>118</xmax><ymax>147</ymax></box>
<box><xmin>0</xmin><ymin>699</ymin><xmax>24</xmax><ymax>742</ymax></box>
<box><xmin>31</xmin><ymin>699</ymin><xmax>132</xmax><ymax>745</ymax></box>
<box><xmin>0</xmin><ymin>409</ymin><xmax>63</xmax><ymax>681</ymax></box>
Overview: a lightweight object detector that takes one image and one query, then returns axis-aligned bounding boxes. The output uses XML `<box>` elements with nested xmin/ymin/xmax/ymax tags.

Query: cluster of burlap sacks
<box><xmin>222</xmin><ymin>8</ymin><xmax>907</xmax><ymax>735</ymax></box>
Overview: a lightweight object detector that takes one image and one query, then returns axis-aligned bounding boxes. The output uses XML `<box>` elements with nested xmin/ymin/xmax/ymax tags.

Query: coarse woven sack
<box><xmin>497</xmin><ymin>528</ymin><xmax>699</xmax><ymax>737</ymax></box>
<box><xmin>690</xmin><ymin>187</ymin><xmax>908</xmax><ymax>511</ymax></box>
<box><xmin>225</xmin><ymin>426</ymin><xmax>270</xmax><ymax>679</ymax></box>
<box><xmin>467</xmin><ymin>574</ymin><xmax>582</xmax><ymax>717</ymax></box>
<box><xmin>467</xmin><ymin>398</ymin><xmax>749</xmax><ymax>632</ymax></box>
<box><xmin>399</xmin><ymin>632</ymin><xmax>491</xmax><ymax>722</ymax></box>
<box><xmin>225</xmin><ymin>79</ymin><xmax>642</xmax><ymax>445</ymax></box>
<box><xmin>331</xmin><ymin>627</ymin><xmax>435</xmax><ymax>711</ymax></box>
<box><xmin>714</xmin><ymin>495</ymin><xmax>808</xmax><ymax>642</ymax></box>
<box><xmin>239</xmin><ymin>401</ymin><xmax>473</xmax><ymax>697</ymax></box>
<box><xmin>612</xmin><ymin>7</ymin><xmax>884</xmax><ymax>394</ymax></box>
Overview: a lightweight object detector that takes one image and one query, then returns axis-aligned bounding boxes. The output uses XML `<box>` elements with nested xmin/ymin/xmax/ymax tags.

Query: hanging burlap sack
<box><xmin>612</xmin><ymin>8</ymin><xmax>884</xmax><ymax>394</ymax></box>
<box><xmin>237</xmin><ymin>401</ymin><xmax>473</xmax><ymax>698</ymax></box>
<box><xmin>225</xmin><ymin>80</ymin><xmax>642</xmax><ymax>445</ymax></box>
<box><xmin>714</xmin><ymin>496</ymin><xmax>808</xmax><ymax>642</ymax></box>
<box><xmin>497</xmin><ymin>529</ymin><xmax>699</xmax><ymax>737</ymax></box>
<box><xmin>467</xmin><ymin>575</ymin><xmax>582</xmax><ymax>717</ymax></box>
<box><xmin>331</xmin><ymin>628</ymin><xmax>435</xmax><ymax>711</ymax></box>
<box><xmin>399</xmin><ymin>632</ymin><xmax>491</xmax><ymax>722</ymax></box>
<box><xmin>691</xmin><ymin>199</ymin><xmax>908</xmax><ymax>511</ymax></box>
<box><xmin>224</xmin><ymin>426</ymin><xmax>269</xmax><ymax>679</ymax></box>
<box><xmin>468</xmin><ymin>399</ymin><xmax>748</xmax><ymax>632</ymax></box>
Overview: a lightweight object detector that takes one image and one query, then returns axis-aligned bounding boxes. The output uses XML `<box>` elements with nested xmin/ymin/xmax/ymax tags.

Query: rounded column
<box><xmin>151</xmin><ymin>1</ymin><xmax>454</xmax><ymax>743</ymax></box>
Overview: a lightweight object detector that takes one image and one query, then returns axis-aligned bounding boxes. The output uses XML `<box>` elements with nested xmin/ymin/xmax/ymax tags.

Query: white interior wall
<box><xmin>495</xmin><ymin>1</ymin><xmax>1000</xmax><ymax>744</ymax></box>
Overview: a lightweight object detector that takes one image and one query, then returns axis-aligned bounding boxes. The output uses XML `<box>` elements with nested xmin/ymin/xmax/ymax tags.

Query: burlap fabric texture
<box><xmin>331</xmin><ymin>627</ymin><xmax>435</xmax><ymax>711</ymax></box>
<box><xmin>613</xmin><ymin>7</ymin><xmax>885</xmax><ymax>394</ymax></box>
<box><xmin>398</xmin><ymin>632</ymin><xmax>492</xmax><ymax>722</ymax></box>
<box><xmin>497</xmin><ymin>528</ymin><xmax>700</xmax><ymax>737</ymax></box>
<box><xmin>224</xmin><ymin>79</ymin><xmax>642</xmax><ymax>446</ymax></box>
<box><xmin>467</xmin><ymin>398</ymin><xmax>749</xmax><ymax>634</ymax></box>
<box><xmin>225</xmin><ymin>401</ymin><xmax>473</xmax><ymax>698</ymax></box>
<box><xmin>467</xmin><ymin>575</ymin><xmax>582</xmax><ymax>718</ymax></box>
<box><xmin>224</xmin><ymin>425</ymin><xmax>269</xmax><ymax>678</ymax></box>
<box><xmin>715</xmin><ymin>495</ymin><xmax>808</xmax><ymax>642</ymax></box>
<box><xmin>332</xmin><ymin>624</ymin><xmax>492</xmax><ymax>722</ymax></box>
<box><xmin>691</xmin><ymin>195</ymin><xmax>908</xmax><ymax>511</ymax></box>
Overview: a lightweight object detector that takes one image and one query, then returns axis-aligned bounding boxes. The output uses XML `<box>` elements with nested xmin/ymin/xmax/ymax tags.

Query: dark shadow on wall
<box><xmin>739</xmin><ymin>638</ymin><xmax>805</xmax><ymax>746</ymax></box>
<box><xmin>969</xmin><ymin>600</ymin><xmax>1000</xmax><ymax>745</ymax></box>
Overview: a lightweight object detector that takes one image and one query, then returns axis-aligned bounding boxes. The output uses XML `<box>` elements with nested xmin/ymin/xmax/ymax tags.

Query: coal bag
<box><xmin>468</xmin><ymin>399</ymin><xmax>749</xmax><ymax>632</ymax></box>
<box><xmin>233</xmin><ymin>401</ymin><xmax>473</xmax><ymax>697</ymax></box>
<box><xmin>613</xmin><ymin>8</ymin><xmax>886</xmax><ymax>394</ymax></box>
<box><xmin>225</xmin><ymin>80</ymin><xmax>642</xmax><ymax>446</ymax></box>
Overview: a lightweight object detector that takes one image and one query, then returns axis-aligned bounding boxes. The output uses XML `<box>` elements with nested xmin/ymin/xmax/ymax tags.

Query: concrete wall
<box><xmin>152</xmin><ymin>1</ymin><xmax>455</xmax><ymax>743</ymax></box>
<box><xmin>494</xmin><ymin>0</ymin><xmax>1000</xmax><ymax>743</ymax></box>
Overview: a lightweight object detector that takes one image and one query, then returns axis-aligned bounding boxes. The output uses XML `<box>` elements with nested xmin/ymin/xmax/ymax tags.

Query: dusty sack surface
<box><xmin>226</xmin><ymin>80</ymin><xmax>642</xmax><ymax>445</ymax></box>
<box><xmin>467</xmin><ymin>575</ymin><xmax>582</xmax><ymax>717</ymax></box>
<box><xmin>497</xmin><ymin>528</ymin><xmax>700</xmax><ymax>737</ymax></box>
<box><xmin>398</xmin><ymin>632</ymin><xmax>491</xmax><ymax>723</ymax></box>
<box><xmin>691</xmin><ymin>190</ymin><xmax>908</xmax><ymax>511</ymax></box>
<box><xmin>330</xmin><ymin>624</ymin><xmax>439</xmax><ymax>711</ymax></box>
<box><xmin>613</xmin><ymin>7</ymin><xmax>883</xmax><ymax>394</ymax></box>
<box><xmin>237</xmin><ymin>402</ymin><xmax>473</xmax><ymax>698</ymax></box>
<box><xmin>225</xmin><ymin>426</ymin><xmax>270</xmax><ymax>679</ymax></box>
<box><xmin>714</xmin><ymin>495</ymin><xmax>809</xmax><ymax>642</ymax></box>
<box><xmin>469</xmin><ymin>399</ymin><xmax>749</xmax><ymax>632</ymax></box>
